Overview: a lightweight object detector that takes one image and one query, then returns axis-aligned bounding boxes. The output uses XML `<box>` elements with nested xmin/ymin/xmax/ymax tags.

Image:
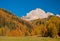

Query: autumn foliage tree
<box><xmin>0</xmin><ymin>8</ymin><xmax>60</xmax><ymax>38</ymax></box>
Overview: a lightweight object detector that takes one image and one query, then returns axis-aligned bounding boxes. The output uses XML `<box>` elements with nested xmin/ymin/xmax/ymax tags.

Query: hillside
<box><xmin>0</xmin><ymin>8</ymin><xmax>60</xmax><ymax>37</ymax></box>
<box><xmin>0</xmin><ymin>8</ymin><xmax>32</xmax><ymax>36</ymax></box>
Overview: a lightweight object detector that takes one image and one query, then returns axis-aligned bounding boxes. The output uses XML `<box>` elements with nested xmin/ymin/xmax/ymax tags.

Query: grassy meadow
<box><xmin>0</xmin><ymin>36</ymin><xmax>60</xmax><ymax>41</ymax></box>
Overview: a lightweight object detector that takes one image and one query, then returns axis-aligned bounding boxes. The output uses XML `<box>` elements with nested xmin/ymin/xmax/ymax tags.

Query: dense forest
<box><xmin>0</xmin><ymin>8</ymin><xmax>60</xmax><ymax>38</ymax></box>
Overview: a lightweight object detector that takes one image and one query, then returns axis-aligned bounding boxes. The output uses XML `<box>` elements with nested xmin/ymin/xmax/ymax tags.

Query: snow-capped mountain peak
<box><xmin>56</xmin><ymin>14</ymin><xmax>60</xmax><ymax>17</ymax></box>
<box><xmin>21</xmin><ymin>8</ymin><xmax>59</xmax><ymax>21</ymax></box>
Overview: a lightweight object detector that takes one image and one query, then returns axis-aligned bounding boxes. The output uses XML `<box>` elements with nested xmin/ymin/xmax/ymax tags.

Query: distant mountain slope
<box><xmin>0</xmin><ymin>8</ymin><xmax>60</xmax><ymax>37</ymax></box>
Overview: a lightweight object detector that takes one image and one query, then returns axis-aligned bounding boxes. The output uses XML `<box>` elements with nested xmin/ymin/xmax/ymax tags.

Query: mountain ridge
<box><xmin>0</xmin><ymin>8</ymin><xmax>60</xmax><ymax>37</ymax></box>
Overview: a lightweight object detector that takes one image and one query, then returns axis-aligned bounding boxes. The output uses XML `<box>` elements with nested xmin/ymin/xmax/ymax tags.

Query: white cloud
<box><xmin>21</xmin><ymin>8</ymin><xmax>60</xmax><ymax>21</ymax></box>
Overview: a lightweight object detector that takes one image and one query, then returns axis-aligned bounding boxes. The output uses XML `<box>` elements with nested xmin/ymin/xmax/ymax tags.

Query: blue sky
<box><xmin>0</xmin><ymin>0</ymin><xmax>60</xmax><ymax>17</ymax></box>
